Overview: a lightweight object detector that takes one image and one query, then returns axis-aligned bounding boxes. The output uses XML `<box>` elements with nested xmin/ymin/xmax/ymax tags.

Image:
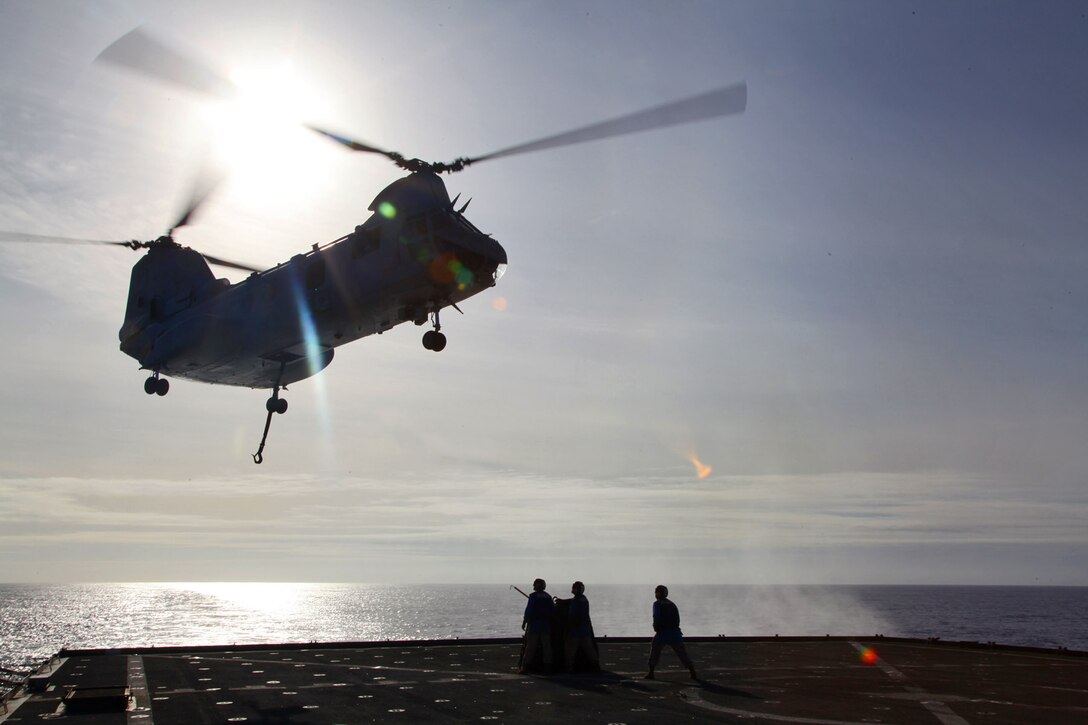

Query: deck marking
<box><xmin>848</xmin><ymin>641</ymin><xmax>970</xmax><ymax>725</ymax></box>
<box><xmin>680</xmin><ymin>688</ymin><xmax>873</xmax><ymax>724</ymax></box>
<box><xmin>155</xmin><ymin>654</ymin><xmax>515</xmax><ymax>680</ymax></box>
<box><xmin>127</xmin><ymin>655</ymin><xmax>154</xmax><ymax>725</ymax></box>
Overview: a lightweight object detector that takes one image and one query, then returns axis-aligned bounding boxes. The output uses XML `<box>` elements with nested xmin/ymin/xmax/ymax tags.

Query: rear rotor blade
<box><xmin>0</xmin><ymin>231</ymin><xmax>140</xmax><ymax>248</ymax></box>
<box><xmin>98</xmin><ymin>29</ymin><xmax>368</xmax><ymax>167</ymax></box>
<box><xmin>170</xmin><ymin>160</ymin><xmax>226</xmax><ymax>234</ymax></box>
<box><xmin>95</xmin><ymin>27</ymin><xmax>238</xmax><ymax>98</ymax></box>
<box><xmin>0</xmin><ymin>231</ymin><xmax>262</xmax><ymax>273</ymax></box>
<box><xmin>467</xmin><ymin>83</ymin><xmax>747</xmax><ymax>165</ymax></box>
<box><xmin>198</xmin><ymin>252</ymin><xmax>262</xmax><ymax>273</ymax></box>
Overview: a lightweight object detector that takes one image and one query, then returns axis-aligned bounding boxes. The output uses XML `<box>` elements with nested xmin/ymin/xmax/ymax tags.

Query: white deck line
<box><xmin>848</xmin><ymin>640</ymin><xmax>970</xmax><ymax>725</ymax></box>
<box><xmin>127</xmin><ymin>655</ymin><xmax>154</xmax><ymax>724</ymax></box>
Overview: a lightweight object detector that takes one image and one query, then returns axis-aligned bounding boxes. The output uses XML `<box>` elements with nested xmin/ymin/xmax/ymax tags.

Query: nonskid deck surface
<box><xmin>5</xmin><ymin>637</ymin><xmax>1086</xmax><ymax>724</ymax></box>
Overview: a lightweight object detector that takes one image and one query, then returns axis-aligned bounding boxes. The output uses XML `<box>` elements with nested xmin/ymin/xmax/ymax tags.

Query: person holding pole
<box><xmin>520</xmin><ymin>578</ymin><xmax>555</xmax><ymax>673</ymax></box>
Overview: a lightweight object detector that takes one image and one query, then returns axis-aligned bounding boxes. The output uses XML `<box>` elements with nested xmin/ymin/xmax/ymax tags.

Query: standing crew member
<box><xmin>565</xmin><ymin>581</ymin><xmax>599</xmax><ymax>671</ymax></box>
<box><xmin>645</xmin><ymin>584</ymin><xmax>698</xmax><ymax>680</ymax></box>
<box><xmin>520</xmin><ymin>578</ymin><xmax>555</xmax><ymax>673</ymax></box>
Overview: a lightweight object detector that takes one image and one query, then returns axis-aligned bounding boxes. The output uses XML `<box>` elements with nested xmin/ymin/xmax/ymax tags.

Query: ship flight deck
<box><xmin>3</xmin><ymin>636</ymin><xmax>1085</xmax><ymax>723</ymax></box>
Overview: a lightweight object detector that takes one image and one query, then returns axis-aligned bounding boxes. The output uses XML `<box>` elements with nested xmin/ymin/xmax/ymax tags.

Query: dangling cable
<box><xmin>252</xmin><ymin>362</ymin><xmax>287</xmax><ymax>464</ymax></box>
<box><xmin>252</xmin><ymin>402</ymin><xmax>275</xmax><ymax>465</ymax></box>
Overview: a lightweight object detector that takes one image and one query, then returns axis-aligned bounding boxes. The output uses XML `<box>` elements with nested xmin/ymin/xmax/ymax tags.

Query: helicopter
<box><xmin>2</xmin><ymin>29</ymin><xmax>747</xmax><ymax>463</ymax></box>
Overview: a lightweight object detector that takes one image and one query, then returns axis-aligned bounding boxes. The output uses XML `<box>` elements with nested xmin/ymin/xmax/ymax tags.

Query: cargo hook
<box><xmin>253</xmin><ymin>363</ymin><xmax>288</xmax><ymax>464</ymax></box>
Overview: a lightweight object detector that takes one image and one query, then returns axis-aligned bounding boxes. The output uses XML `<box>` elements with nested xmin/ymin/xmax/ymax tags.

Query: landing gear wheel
<box><xmin>276</xmin><ymin>398</ymin><xmax>288</xmax><ymax>414</ymax></box>
<box><xmin>266</xmin><ymin>396</ymin><xmax>288</xmax><ymax>414</ymax></box>
<box><xmin>423</xmin><ymin>330</ymin><xmax>447</xmax><ymax>351</ymax></box>
<box><xmin>145</xmin><ymin>376</ymin><xmax>169</xmax><ymax>395</ymax></box>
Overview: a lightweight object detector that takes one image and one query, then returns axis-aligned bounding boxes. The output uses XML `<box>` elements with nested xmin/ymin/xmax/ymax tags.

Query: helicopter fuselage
<box><xmin>118</xmin><ymin>172</ymin><xmax>507</xmax><ymax>390</ymax></box>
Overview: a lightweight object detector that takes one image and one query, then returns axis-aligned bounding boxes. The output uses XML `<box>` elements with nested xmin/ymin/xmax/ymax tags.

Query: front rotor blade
<box><xmin>306</xmin><ymin>126</ymin><xmax>392</xmax><ymax>157</ymax></box>
<box><xmin>306</xmin><ymin>125</ymin><xmax>439</xmax><ymax>171</ymax></box>
<box><xmin>469</xmin><ymin>83</ymin><xmax>747</xmax><ymax>165</ymax></box>
<box><xmin>95</xmin><ymin>27</ymin><xmax>238</xmax><ymax>98</ymax></box>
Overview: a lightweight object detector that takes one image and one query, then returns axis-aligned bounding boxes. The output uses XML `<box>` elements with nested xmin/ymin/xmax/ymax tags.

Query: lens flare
<box><xmin>689</xmin><ymin>453</ymin><xmax>713</xmax><ymax>479</ymax></box>
<box><xmin>455</xmin><ymin>264</ymin><xmax>474</xmax><ymax>291</ymax></box>
<box><xmin>379</xmin><ymin>201</ymin><xmax>397</xmax><ymax>219</ymax></box>
<box><xmin>492</xmin><ymin>296</ymin><xmax>508</xmax><ymax>312</ymax></box>
<box><xmin>288</xmin><ymin>273</ymin><xmax>334</xmax><ymax>461</ymax></box>
<box><xmin>429</xmin><ymin>254</ymin><xmax>456</xmax><ymax>285</ymax></box>
<box><xmin>859</xmin><ymin>647</ymin><xmax>879</xmax><ymax>666</ymax></box>
<box><xmin>428</xmin><ymin>253</ymin><xmax>475</xmax><ymax>290</ymax></box>
<box><xmin>290</xmin><ymin>283</ymin><xmax>324</xmax><ymax>380</ymax></box>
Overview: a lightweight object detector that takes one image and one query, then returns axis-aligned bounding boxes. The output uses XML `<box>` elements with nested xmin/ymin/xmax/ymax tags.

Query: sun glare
<box><xmin>202</xmin><ymin>61</ymin><xmax>331</xmax><ymax>205</ymax></box>
<box><xmin>175</xmin><ymin>582</ymin><xmax>313</xmax><ymax>616</ymax></box>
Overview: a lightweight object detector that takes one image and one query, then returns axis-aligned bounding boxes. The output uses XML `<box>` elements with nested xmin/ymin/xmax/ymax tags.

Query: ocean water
<box><xmin>2</xmin><ymin>583</ymin><xmax>1085</xmax><ymax>673</ymax></box>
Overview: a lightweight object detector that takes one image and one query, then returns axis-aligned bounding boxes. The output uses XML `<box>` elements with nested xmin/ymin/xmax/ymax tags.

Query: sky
<box><xmin>0</xmin><ymin>0</ymin><xmax>1085</xmax><ymax>586</ymax></box>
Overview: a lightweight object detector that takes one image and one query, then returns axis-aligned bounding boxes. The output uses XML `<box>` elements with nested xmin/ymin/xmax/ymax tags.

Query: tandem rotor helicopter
<box><xmin>2</xmin><ymin>29</ymin><xmax>747</xmax><ymax>463</ymax></box>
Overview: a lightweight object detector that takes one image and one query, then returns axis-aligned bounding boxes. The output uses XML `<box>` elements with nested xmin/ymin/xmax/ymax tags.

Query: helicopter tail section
<box><xmin>118</xmin><ymin>241</ymin><xmax>219</xmax><ymax>363</ymax></box>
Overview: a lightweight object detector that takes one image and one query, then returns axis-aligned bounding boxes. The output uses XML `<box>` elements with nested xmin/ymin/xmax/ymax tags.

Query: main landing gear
<box><xmin>265</xmin><ymin>390</ymin><xmax>288</xmax><ymax>415</ymax></box>
<box><xmin>143</xmin><ymin>372</ymin><xmax>169</xmax><ymax>396</ymax></box>
<box><xmin>422</xmin><ymin>308</ymin><xmax>447</xmax><ymax>352</ymax></box>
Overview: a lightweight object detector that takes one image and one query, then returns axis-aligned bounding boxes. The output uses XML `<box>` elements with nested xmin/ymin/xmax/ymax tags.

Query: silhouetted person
<box><xmin>564</xmin><ymin>581</ymin><xmax>599</xmax><ymax>671</ymax></box>
<box><xmin>645</xmin><ymin>584</ymin><xmax>698</xmax><ymax>680</ymax></box>
<box><xmin>520</xmin><ymin>578</ymin><xmax>555</xmax><ymax>673</ymax></box>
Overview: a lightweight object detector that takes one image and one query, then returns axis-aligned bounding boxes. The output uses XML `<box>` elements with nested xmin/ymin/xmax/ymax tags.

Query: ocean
<box><xmin>2</xmin><ymin>583</ymin><xmax>1085</xmax><ymax>674</ymax></box>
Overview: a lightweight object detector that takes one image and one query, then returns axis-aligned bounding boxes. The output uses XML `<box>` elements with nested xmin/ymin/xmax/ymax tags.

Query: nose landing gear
<box><xmin>421</xmin><ymin>308</ymin><xmax>448</xmax><ymax>351</ymax></box>
<box><xmin>143</xmin><ymin>372</ymin><xmax>169</xmax><ymax>396</ymax></box>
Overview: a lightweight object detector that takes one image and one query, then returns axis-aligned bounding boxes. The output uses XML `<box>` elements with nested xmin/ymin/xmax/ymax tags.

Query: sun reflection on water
<box><xmin>166</xmin><ymin>582</ymin><xmax>313</xmax><ymax>616</ymax></box>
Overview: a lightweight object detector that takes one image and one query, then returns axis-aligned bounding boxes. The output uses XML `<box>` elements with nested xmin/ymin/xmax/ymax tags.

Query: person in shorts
<box><xmin>645</xmin><ymin>584</ymin><xmax>698</xmax><ymax>680</ymax></box>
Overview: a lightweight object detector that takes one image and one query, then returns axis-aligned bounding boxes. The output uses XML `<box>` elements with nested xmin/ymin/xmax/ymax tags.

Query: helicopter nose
<box><xmin>460</xmin><ymin>232</ymin><xmax>507</xmax><ymax>283</ymax></box>
<box><xmin>428</xmin><ymin>233</ymin><xmax>507</xmax><ymax>291</ymax></box>
<box><xmin>478</xmin><ymin>235</ymin><xmax>507</xmax><ymax>285</ymax></box>
<box><xmin>432</xmin><ymin>213</ymin><xmax>506</xmax><ymax>285</ymax></box>
<box><xmin>482</xmin><ymin>235</ymin><xmax>507</xmax><ymax>267</ymax></box>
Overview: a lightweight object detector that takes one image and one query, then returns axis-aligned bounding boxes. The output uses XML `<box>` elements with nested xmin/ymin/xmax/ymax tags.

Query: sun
<box><xmin>201</xmin><ymin>60</ymin><xmax>333</xmax><ymax>205</ymax></box>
